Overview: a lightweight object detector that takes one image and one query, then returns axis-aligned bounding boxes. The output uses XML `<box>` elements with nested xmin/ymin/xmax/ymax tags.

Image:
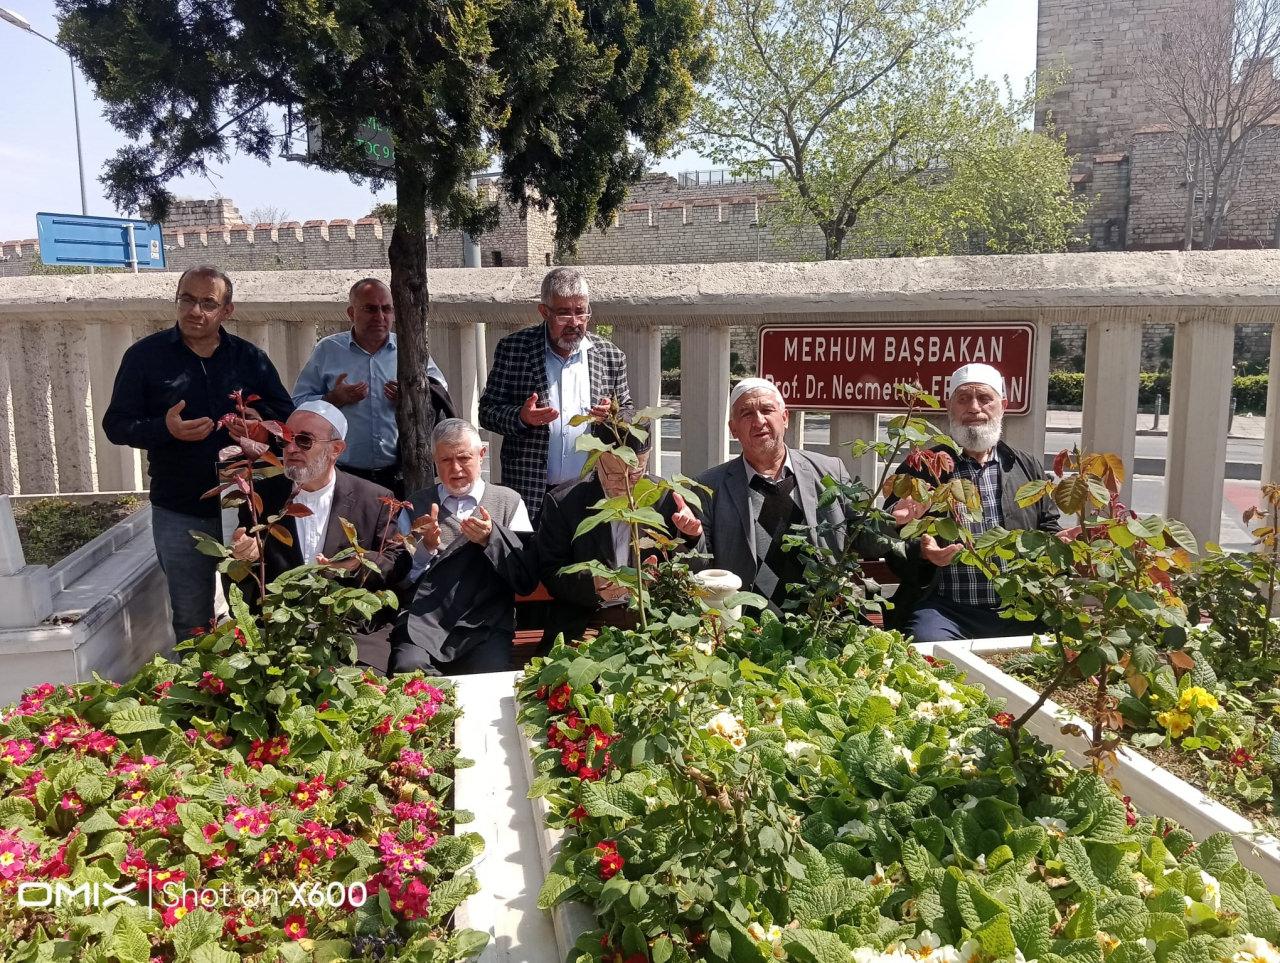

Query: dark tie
<box><xmin>749</xmin><ymin>473</ymin><xmax>805</xmax><ymax>606</ymax></box>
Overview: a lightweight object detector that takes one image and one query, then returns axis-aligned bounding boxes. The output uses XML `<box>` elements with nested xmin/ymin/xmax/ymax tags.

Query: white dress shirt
<box><xmin>405</xmin><ymin>479</ymin><xmax>533</xmax><ymax>582</ymax></box>
<box><xmin>293</xmin><ymin>471</ymin><xmax>337</xmax><ymax>563</ymax></box>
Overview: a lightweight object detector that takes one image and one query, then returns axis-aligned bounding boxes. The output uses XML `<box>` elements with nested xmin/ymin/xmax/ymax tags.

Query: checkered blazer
<box><xmin>479</xmin><ymin>322</ymin><xmax>631</xmax><ymax>520</ymax></box>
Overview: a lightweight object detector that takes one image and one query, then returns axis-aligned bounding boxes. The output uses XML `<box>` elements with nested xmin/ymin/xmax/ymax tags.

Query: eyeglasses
<box><xmin>177</xmin><ymin>295</ymin><xmax>227</xmax><ymax>314</ymax></box>
<box><xmin>286</xmin><ymin>432</ymin><xmax>337</xmax><ymax>452</ymax></box>
<box><xmin>551</xmin><ymin>310</ymin><xmax>591</xmax><ymax>323</ymax></box>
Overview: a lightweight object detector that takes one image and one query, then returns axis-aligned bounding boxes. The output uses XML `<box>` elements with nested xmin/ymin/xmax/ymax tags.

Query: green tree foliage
<box><xmin>688</xmin><ymin>0</ymin><xmax>1085</xmax><ymax>260</ymax></box>
<box><xmin>55</xmin><ymin>0</ymin><xmax>713</xmax><ymax>490</ymax></box>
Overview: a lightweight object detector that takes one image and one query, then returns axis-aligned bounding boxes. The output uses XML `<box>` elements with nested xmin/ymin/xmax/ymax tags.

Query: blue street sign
<box><xmin>36</xmin><ymin>212</ymin><xmax>166</xmax><ymax>270</ymax></box>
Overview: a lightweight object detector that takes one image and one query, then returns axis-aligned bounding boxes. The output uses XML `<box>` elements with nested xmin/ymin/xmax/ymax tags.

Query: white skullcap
<box><xmin>729</xmin><ymin>377</ymin><xmax>784</xmax><ymax>410</ymax></box>
<box><xmin>294</xmin><ymin>399</ymin><xmax>348</xmax><ymax>440</ymax></box>
<box><xmin>947</xmin><ymin>363</ymin><xmax>1005</xmax><ymax>399</ymax></box>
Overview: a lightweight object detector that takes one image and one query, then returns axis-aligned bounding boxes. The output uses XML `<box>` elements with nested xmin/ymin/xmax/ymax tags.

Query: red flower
<box><xmin>547</xmin><ymin>684</ymin><xmax>572</xmax><ymax>712</ymax></box>
<box><xmin>282</xmin><ymin>913</ymin><xmax>308</xmax><ymax>940</ymax></box>
<box><xmin>561</xmin><ymin>743</ymin><xmax>585</xmax><ymax>774</ymax></box>
<box><xmin>597</xmin><ymin>840</ymin><xmax>625</xmax><ymax>879</ymax></box>
<box><xmin>569</xmin><ymin>805</ymin><xmax>589</xmax><ymax>823</ymax></box>
<box><xmin>198</xmin><ymin>671</ymin><xmax>226</xmax><ymax>695</ymax></box>
<box><xmin>1229</xmin><ymin>748</ymin><xmax>1254</xmax><ymax>768</ymax></box>
<box><xmin>586</xmin><ymin>725</ymin><xmax>613</xmax><ymax>752</ymax></box>
<box><xmin>923</xmin><ymin>655</ymin><xmax>938</xmax><ymax>667</ymax></box>
<box><xmin>161</xmin><ymin>891</ymin><xmax>199</xmax><ymax>927</ymax></box>
<box><xmin>992</xmin><ymin>711</ymin><xmax>1015</xmax><ymax>728</ymax></box>
<box><xmin>1122</xmin><ymin>794</ymin><xmax>1138</xmax><ymax>827</ymax></box>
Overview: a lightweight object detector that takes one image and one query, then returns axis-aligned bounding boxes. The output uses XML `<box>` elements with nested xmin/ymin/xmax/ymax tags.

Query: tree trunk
<box><xmin>1181</xmin><ymin>140</ymin><xmax>1196</xmax><ymax>251</ymax></box>
<box><xmin>390</xmin><ymin>159</ymin><xmax>436</xmax><ymax>496</ymax></box>
<box><xmin>823</xmin><ymin>225</ymin><xmax>845</xmax><ymax>260</ymax></box>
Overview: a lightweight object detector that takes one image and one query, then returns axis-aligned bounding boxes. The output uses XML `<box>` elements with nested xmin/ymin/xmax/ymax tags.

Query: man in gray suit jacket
<box><xmin>696</xmin><ymin>378</ymin><xmax>898</xmax><ymax>612</ymax></box>
<box><xmin>390</xmin><ymin>419</ymin><xmax>536</xmax><ymax>675</ymax></box>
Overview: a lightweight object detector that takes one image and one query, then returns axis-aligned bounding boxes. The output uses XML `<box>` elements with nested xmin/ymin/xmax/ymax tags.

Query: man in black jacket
<box><xmin>886</xmin><ymin>363</ymin><xmax>1060</xmax><ymax>641</ymax></box>
<box><xmin>536</xmin><ymin>417</ymin><xmax>704</xmax><ymax>646</ymax></box>
<box><xmin>102</xmin><ymin>266</ymin><xmax>293</xmax><ymax>643</ymax></box>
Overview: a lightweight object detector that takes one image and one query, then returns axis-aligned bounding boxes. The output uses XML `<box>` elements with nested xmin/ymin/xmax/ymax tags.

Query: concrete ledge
<box><xmin>48</xmin><ymin>503</ymin><xmax>150</xmax><ymax>594</ymax></box>
<box><xmin>934</xmin><ymin>637</ymin><xmax>1280</xmax><ymax>891</ymax></box>
<box><xmin>0</xmin><ymin>510</ymin><xmax>172</xmax><ymax>705</ymax></box>
<box><xmin>452</xmin><ymin>671</ymin><xmax>563</xmax><ymax>963</ymax></box>
<box><xmin>5</xmin><ymin>252</ymin><xmax>1280</xmax><ymax>323</ymax></box>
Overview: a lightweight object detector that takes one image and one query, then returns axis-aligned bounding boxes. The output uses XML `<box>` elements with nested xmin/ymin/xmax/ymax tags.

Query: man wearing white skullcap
<box><xmin>694</xmin><ymin>378</ymin><xmax>902</xmax><ymax>611</ymax></box>
<box><xmin>886</xmin><ymin>363</ymin><xmax>1060</xmax><ymax>642</ymax></box>
<box><xmin>229</xmin><ymin>400</ymin><xmax>410</xmax><ymax>667</ymax></box>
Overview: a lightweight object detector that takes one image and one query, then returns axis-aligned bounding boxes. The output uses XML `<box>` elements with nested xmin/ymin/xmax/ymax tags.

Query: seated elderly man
<box><xmin>228</xmin><ymin>401</ymin><xmax>410</xmax><ymax>665</ymax></box>
<box><xmin>389</xmin><ymin>419</ymin><xmax>535</xmax><ymax>675</ymax></box>
<box><xmin>536</xmin><ymin>417</ymin><xmax>704</xmax><ymax>646</ymax></box>
<box><xmin>886</xmin><ymin>363</ymin><xmax>1060</xmax><ymax>641</ymax></box>
<box><xmin>696</xmin><ymin>378</ymin><xmax>900</xmax><ymax>613</ymax></box>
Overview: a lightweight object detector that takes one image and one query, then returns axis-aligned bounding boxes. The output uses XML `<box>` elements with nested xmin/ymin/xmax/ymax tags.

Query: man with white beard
<box><xmin>886</xmin><ymin>363</ymin><xmax>1060</xmax><ymax>642</ymax></box>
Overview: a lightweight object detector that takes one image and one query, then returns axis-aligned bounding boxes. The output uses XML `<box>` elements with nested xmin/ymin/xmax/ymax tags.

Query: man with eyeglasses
<box><xmin>228</xmin><ymin>400</ymin><xmax>410</xmax><ymax>667</ymax></box>
<box><xmin>292</xmin><ymin>277</ymin><xmax>453</xmax><ymax>497</ymax></box>
<box><xmin>479</xmin><ymin>267</ymin><xmax>631</xmax><ymax>522</ymax></box>
<box><xmin>535</xmin><ymin>417</ymin><xmax>703</xmax><ymax>646</ymax></box>
<box><xmin>103</xmin><ymin>265</ymin><xmax>294</xmax><ymax>644</ymax></box>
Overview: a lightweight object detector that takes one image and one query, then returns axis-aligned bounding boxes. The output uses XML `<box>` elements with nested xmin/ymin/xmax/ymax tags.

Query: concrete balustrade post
<box><xmin>1264</xmin><ymin>324</ymin><xmax>1280</xmax><ymax>488</ymax></box>
<box><xmin>285</xmin><ymin>320</ymin><xmax>319</xmax><ymax>395</ymax></box>
<box><xmin>482</xmin><ymin>323</ymin><xmax>524</xmax><ymax>481</ymax></box>
<box><xmin>13</xmin><ymin>321</ymin><xmax>58</xmax><ymax>494</ymax></box>
<box><xmin>51</xmin><ymin>320</ymin><xmax>98</xmax><ymax>493</ymax></box>
<box><xmin>237</xmin><ymin>319</ymin><xmax>271</xmax><ymax>355</ymax></box>
<box><xmin>828</xmin><ymin>413</ymin><xmax>880</xmax><ymax>490</ymax></box>
<box><xmin>1001</xmin><ymin>318</ymin><xmax>1051</xmax><ymax>461</ymax></box>
<box><xmin>432</xmin><ymin>318</ymin><xmax>481</xmax><ymax>426</ymax></box>
<box><xmin>88</xmin><ymin>321</ymin><xmax>143</xmax><ymax>492</ymax></box>
<box><xmin>783</xmin><ymin>410</ymin><xmax>807</xmax><ymax>450</ymax></box>
<box><xmin>609</xmin><ymin>320</ymin><xmax>664</xmax><ymax>466</ymax></box>
<box><xmin>679</xmin><ymin>319</ymin><xmax>732</xmax><ymax>476</ymax></box>
<box><xmin>0</xmin><ymin>321</ymin><xmax>18</xmax><ymax>495</ymax></box>
<box><xmin>0</xmin><ymin>494</ymin><xmax>52</xmax><ymax>628</ymax></box>
<box><xmin>266</xmin><ymin>318</ymin><xmax>297</xmax><ymax>389</ymax></box>
<box><xmin>1165</xmin><ymin>316</ymin><xmax>1234</xmax><ymax>546</ymax></box>
<box><xmin>1082</xmin><ymin>317</ymin><xmax>1142</xmax><ymax>503</ymax></box>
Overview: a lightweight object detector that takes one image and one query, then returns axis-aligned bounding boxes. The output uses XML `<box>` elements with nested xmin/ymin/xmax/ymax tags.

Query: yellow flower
<box><xmin>1178</xmin><ymin>687</ymin><xmax>1219</xmax><ymax>713</ymax></box>
<box><xmin>1158</xmin><ymin>710</ymin><xmax>1194</xmax><ymax>739</ymax></box>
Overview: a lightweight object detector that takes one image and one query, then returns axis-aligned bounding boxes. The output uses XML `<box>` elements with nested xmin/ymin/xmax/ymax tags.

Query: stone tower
<box><xmin>1035</xmin><ymin>0</ymin><xmax>1202</xmax><ymax>249</ymax></box>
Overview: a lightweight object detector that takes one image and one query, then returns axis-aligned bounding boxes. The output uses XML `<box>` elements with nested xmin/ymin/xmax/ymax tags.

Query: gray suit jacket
<box><xmin>695</xmin><ymin>449</ymin><xmax>897</xmax><ymax>596</ymax></box>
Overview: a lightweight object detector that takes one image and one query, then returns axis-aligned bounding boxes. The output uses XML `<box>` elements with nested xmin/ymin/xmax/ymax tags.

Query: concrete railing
<box><xmin>3</xmin><ymin>252</ymin><xmax>1280</xmax><ymax>548</ymax></box>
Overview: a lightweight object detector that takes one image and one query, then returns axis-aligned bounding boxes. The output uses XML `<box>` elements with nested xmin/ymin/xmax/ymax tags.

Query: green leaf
<box><xmin>1059</xmin><ymin>837</ymin><xmax>1101</xmax><ymax>891</ymax></box>
<box><xmin>451</xmin><ymin>929</ymin><xmax>491</xmax><ymax>960</ymax></box>
<box><xmin>974</xmin><ymin>914</ymin><xmax>1017</xmax><ymax>960</ymax></box>
<box><xmin>537</xmin><ymin>871</ymin><xmax>576</xmax><ymax>910</ymax></box>
<box><xmin>782</xmin><ymin>928</ymin><xmax>853</xmax><ymax>963</ymax></box>
<box><xmin>652</xmin><ymin>935</ymin><xmax>674</xmax><ymax>963</ymax></box>
<box><xmin>108</xmin><ymin>914</ymin><xmax>151</xmax><ymax>963</ymax></box>
<box><xmin>190</xmin><ymin>947</ymin><xmax>243</xmax><ymax>963</ymax></box>
<box><xmin>106</xmin><ymin>705</ymin><xmax>166</xmax><ymax>734</ymax></box>
<box><xmin>171</xmin><ymin>908</ymin><xmax>222</xmax><ymax>958</ymax></box>
<box><xmin>708</xmin><ymin>928</ymin><xmax>732</xmax><ymax>960</ymax></box>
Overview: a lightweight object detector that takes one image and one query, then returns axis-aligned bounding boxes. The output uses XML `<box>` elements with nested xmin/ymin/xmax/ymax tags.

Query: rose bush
<box><xmin>518</xmin><ymin>599</ymin><xmax>1280</xmax><ymax>963</ymax></box>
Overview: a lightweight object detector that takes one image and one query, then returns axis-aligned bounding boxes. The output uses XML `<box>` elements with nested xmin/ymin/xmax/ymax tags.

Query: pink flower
<box><xmin>59</xmin><ymin>792</ymin><xmax>84</xmax><ymax>815</ymax></box>
<box><xmin>228</xmin><ymin>803</ymin><xmax>273</xmax><ymax>836</ymax></box>
<box><xmin>0</xmin><ymin>834</ymin><xmax>31</xmax><ymax>879</ymax></box>
<box><xmin>161</xmin><ymin>891</ymin><xmax>199</xmax><ymax>927</ymax></box>
<box><xmin>1</xmin><ymin>739</ymin><xmax>36</xmax><ymax>766</ymax></box>
<box><xmin>79</xmin><ymin>730</ymin><xmax>118</xmax><ymax>756</ymax></box>
<box><xmin>247</xmin><ymin>736</ymin><xmax>289</xmax><ymax>769</ymax></box>
<box><xmin>197</xmin><ymin>671</ymin><xmax>227</xmax><ymax>695</ymax></box>
<box><xmin>283</xmin><ymin>913</ymin><xmax>308</xmax><ymax>940</ymax></box>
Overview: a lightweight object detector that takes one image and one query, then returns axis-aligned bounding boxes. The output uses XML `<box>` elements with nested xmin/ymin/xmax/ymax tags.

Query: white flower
<box><xmin>958</xmin><ymin>796</ymin><xmax>979</xmax><ymax>812</ymax></box>
<box><xmin>1200</xmin><ymin>870</ymin><xmax>1222</xmax><ymax>911</ymax></box>
<box><xmin>785</xmin><ymin>740</ymin><xmax>817</xmax><ymax>761</ymax></box>
<box><xmin>792</xmin><ymin>655</ymin><xmax>808</xmax><ymax>670</ymax></box>
<box><xmin>863</xmin><ymin>862</ymin><xmax>889</xmax><ymax>885</ymax></box>
<box><xmin>693</xmin><ymin>637</ymin><xmax>715</xmax><ymax>655</ymax></box>
<box><xmin>1015</xmin><ymin>951</ymin><xmax>1038</xmax><ymax>963</ymax></box>
<box><xmin>838</xmin><ymin>818</ymin><xmax>871</xmax><ymax>839</ymax></box>
<box><xmin>896</xmin><ymin>745</ymin><xmax>918</xmax><ymax>772</ymax></box>
<box><xmin>747</xmin><ymin>922</ymin><xmax>785</xmax><ymax>959</ymax></box>
<box><xmin>1233</xmin><ymin>935</ymin><xmax>1280</xmax><ymax>963</ymax></box>
<box><xmin>958</xmin><ymin>941</ymin><xmax>981</xmax><ymax>963</ymax></box>
<box><xmin>852</xmin><ymin>949</ymin><xmax>878</xmax><ymax>963</ymax></box>
<box><xmin>878</xmin><ymin>685</ymin><xmax>903</xmax><ymax>708</ymax></box>
<box><xmin>937</xmin><ymin>679</ymin><xmax>957</xmax><ymax>697</ymax></box>
<box><xmin>974</xmin><ymin>853</ymin><xmax>987</xmax><ymax>871</ymax></box>
<box><xmin>910</xmin><ymin>931</ymin><xmax>941</xmax><ymax>956</ymax></box>
<box><xmin>705</xmin><ymin>710</ymin><xmax>747</xmax><ymax>750</ymax></box>
<box><xmin>1137</xmin><ymin>875</ymin><xmax>1154</xmax><ymax>897</ymax></box>
<box><xmin>1035</xmin><ymin>816</ymin><xmax>1068</xmax><ymax>837</ymax></box>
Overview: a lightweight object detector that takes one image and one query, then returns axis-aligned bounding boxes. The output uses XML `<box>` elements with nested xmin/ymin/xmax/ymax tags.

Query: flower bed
<box><xmin>516</xmin><ymin>611</ymin><xmax>1280</xmax><ymax>963</ymax></box>
<box><xmin>0</xmin><ymin>579</ymin><xmax>487</xmax><ymax>962</ymax></box>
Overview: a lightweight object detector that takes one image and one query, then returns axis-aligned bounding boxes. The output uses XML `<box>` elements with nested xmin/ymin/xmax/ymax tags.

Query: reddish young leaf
<box><xmin>1168</xmin><ymin>650</ymin><xmax>1195</xmax><ymax>676</ymax></box>
<box><xmin>268</xmin><ymin>523</ymin><xmax>294</xmax><ymax>547</ymax></box>
<box><xmin>1053</xmin><ymin>449</ymin><xmax>1071</xmax><ymax>478</ymax></box>
<box><xmin>283</xmin><ymin>503</ymin><xmax>314</xmax><ymax>518</ymax></box>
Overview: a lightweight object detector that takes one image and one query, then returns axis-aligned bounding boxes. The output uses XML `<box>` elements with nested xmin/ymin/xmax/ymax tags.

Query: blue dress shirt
<box><xmin>293</xmin><ymin>330</ymin><xmax>446</xmax><ymax>470</ymax></box>
<box><xmin>543</xmin><ymin>335</ymin><xmax>593</xmax><ymax>485</ymax></box>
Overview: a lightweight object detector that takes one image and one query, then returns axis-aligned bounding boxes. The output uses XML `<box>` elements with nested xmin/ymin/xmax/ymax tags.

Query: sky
<box><xmin>0</xmin><ymin>0</ymin><xmax>1037</xmax><ymax>242</ymax></box>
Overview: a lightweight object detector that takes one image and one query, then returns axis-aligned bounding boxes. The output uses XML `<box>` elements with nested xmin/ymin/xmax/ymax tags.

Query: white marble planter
<box><xmin>452</xmin><ymin>671</ymin><xmax>587</xmax><ymax>963</ymax></box>
<box><xmin>934</xmin><ymin>637</ymin><xmax>1280</xmax><ymax>891</ymax></box>
<box><xmin>0</xmin><ymin>502</ymin><xmax>174</xmax><ymax>705</ymax></box>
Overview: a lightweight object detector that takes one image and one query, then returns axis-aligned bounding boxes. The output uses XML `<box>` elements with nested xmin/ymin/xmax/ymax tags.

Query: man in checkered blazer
<box><xmin>479</xmin><ymin>268</ymin><xmax>631</xmax><ymax>520</ymax></box>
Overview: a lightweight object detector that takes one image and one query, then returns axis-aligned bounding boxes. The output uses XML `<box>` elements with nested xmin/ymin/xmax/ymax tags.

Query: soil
<box><xmin>989</xmin><ymin>649</ymin><xmax>1277</xmax><ymax>830</ymax></box>
<box><xmin>13</xmin><ymin>496</ymin><xmax>141</xmax><ymax>567</ymax></box>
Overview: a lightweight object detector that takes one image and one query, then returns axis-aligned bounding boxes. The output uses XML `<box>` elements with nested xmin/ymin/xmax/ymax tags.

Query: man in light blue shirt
<box><xmin>543</xmin><ymin>332</ymin><xmax>593</xmax><ymax>486</ymax></box>
<box><xmin>293</xmin><ymin>277</ymin><xmax>449</xmax><ymax>495</ymax></box>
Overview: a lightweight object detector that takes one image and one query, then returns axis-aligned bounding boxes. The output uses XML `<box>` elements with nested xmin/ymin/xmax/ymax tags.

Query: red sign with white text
<box><xmin>757</xmin><ymin>322</ymin><xmax>1036</xmax><ymax>414</ymax></box>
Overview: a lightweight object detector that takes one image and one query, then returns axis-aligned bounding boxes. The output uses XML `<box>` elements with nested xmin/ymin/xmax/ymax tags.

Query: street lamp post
<box><xmin>0</xmin><ymin>5</ymin><xmax>89</xmax><ymax>217</ymax></box>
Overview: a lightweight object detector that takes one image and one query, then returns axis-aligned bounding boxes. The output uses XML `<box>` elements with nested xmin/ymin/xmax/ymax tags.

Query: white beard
<box><xmin>285</xmin><ymin>463</ymin><xmax>327</xmax><ymax>487</ymax></box>
<box><xmin>949</xmin><ymin>416</ymin><xmax>1003</xmax><ymax>455</ymax></box>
